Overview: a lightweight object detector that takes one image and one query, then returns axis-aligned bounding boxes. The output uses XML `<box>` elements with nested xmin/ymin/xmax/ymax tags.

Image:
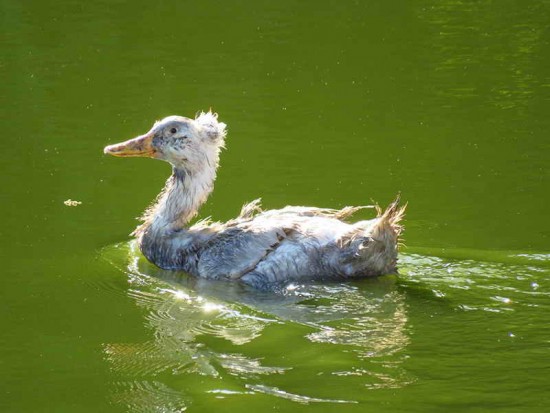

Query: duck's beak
<box><xmin>104</xmin><ymin>132</ymin><xmax>157</xmax><ymax>158</ymax></box>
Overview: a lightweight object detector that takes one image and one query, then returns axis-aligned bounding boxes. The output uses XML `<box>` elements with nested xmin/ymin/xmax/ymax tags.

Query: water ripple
<box><xmin>110</xmin><ymin>381</ymin><xmax>188</xmax><ymax>413</ymax></box>
<box><xmin>99</xmin><ymin>242</ymin><xmax>549</xmax><ymax>410</ymax></box>
<box><xmin>245</xmin><ymin>384</ymin><xmax>357</xmax><ymax>404</ymax></box>
<box><xmin>400</xmin><ymin>252</ymin><xmax>550</xmax><ymax>312</ymax></box>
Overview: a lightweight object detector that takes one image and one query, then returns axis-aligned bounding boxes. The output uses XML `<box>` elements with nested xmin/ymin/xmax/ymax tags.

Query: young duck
<box><xmin>104</xmin><ymin>111</ymin><xmax>405</xmax><ymax>289</ymax></box>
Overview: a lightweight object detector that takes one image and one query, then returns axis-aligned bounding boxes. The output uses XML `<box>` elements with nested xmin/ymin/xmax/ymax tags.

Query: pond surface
<box><xmin>2</xmin><ymin>1</ymin><xmax>549</xmax><ymax>412</ymax></box>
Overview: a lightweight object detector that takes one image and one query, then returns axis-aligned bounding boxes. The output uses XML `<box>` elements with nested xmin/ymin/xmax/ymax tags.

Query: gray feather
<box><xmin>106</xmin><ymin>111</ymin><xmax>405</xmax><ymax>289</ymax></box>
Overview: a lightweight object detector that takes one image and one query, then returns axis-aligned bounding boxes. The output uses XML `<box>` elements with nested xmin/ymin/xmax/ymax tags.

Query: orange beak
<box><xmin>104</xmin><ymin>132</ymin><xmax>157</xmax><ymax>158</ymax></box>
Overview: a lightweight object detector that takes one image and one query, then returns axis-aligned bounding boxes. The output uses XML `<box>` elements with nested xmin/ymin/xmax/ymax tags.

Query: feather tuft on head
<box><xmin>195</xmin><ymin>111</ymin><xmax>227</xmax><ymax>143</ymax></box>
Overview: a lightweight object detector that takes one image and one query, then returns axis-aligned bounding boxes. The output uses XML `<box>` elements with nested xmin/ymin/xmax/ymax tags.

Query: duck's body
<box><xmin>104</xmin><ymin>112</ymin><xmax>404</xmax><ymax>289</ymax></box>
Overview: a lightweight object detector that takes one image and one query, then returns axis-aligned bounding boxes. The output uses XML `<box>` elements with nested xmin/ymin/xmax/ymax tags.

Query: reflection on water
<box><xmin>101</xmin><ymin>242</ymin><xmax>413</xmax><ymax>410</ymax></box>
<box><xmin>400</xmin><ymin>252</ymin><xmax>550</xmax><ymax>313</ymax></box>
<box><xmin>100</xmin><ymin>242</ymin><xmax>549</xmax><ymax>410</ymax></box>
<box><xmin>243</xmin><ymin>384</ymin><xmax>356</xmax><ymax>405</ymax></box>
<box><xmin>111</xmin><ymin>381</ymin><xmax>189</xmax><ymax>413</ymax></box>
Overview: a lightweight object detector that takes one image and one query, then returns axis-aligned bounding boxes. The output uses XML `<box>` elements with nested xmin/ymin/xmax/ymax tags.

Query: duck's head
<box><xmin>104</xmin><ymin>111</ymin><xmax>227</xmax><ymax>171</ymax></box>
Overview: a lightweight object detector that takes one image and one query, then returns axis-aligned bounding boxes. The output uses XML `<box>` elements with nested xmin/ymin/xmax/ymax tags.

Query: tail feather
<box><xmin>337</xmin><ymin>194</ymin><xmax>406</xmax><ymax>278</ymax></box>
<box><xmin>368</xmin><ymin>194</ymin><xmax>406</xmax><ymax>273</ymax></box>
<box><xmin>376</xmin><ymin>194</ymin><xmax>406</xmax><ymax>240</ymax></box>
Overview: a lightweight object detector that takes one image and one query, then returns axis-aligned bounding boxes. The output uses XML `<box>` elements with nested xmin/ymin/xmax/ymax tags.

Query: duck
<box><xmin>104</xmin><ymin>111</ymin><xmax>405</xmax><ymax>289</ymax></box>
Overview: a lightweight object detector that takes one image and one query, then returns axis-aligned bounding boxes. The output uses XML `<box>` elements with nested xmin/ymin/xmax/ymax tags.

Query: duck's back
<box><xmin>195</xmin><ymin>199</ymin><xmax>404</xmax><ymax>288</ymax></box>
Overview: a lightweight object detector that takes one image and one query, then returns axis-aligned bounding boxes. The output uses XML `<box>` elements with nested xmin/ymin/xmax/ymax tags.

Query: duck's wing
<box><xmin>196</xmin><ymin>203</ymin><xmax>374</xmax><ymax>281</ymax></box>
<box><xmin>232</xmin><ymin>199</ymin><xmax>373</xmax><ymax>223</ymax></box>
<box><xmin>197</xmin><ymin>224</ymin><xmax>291</xmax><ymax>280</ymax></box>
<box><xmin>263</xmin><ymin>205</ymin><xmax>373</xmax><ymax>220</ymax></box>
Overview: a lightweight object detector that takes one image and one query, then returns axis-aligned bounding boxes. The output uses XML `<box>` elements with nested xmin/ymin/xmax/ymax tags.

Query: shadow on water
<box><xmin>99</xmin><ymin>242</ymin><xmax>549</xmax><ymax>411</ymax></box>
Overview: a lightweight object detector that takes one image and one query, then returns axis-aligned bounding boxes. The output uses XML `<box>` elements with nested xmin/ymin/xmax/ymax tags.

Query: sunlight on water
<box><xmin>244</xmin><ymin>384</ymin><xmax>357</xmax><ymax>404</ymax></box>
<box><xmin>400</xmin><ymin>252</ymin><xmax>550</xmax><ymax>313</ymax></box>
<box><xmin>100</xmin><ymin>243</ymin><xmax>418</xmax><ymax>408</ymax></box>
<box><xmin>110</xmin><ymin>381</ymin><xmax>189</xmax><ymax>413</ymax></box>
<box><xmin>2</xmin><ymin>0</ymin><xmax>549</xmax><ymax>410</ymax></box>
<box><xmin>99</xmin><ymin>242</ymin><xmax>549</xmax><ymax>410</ymax></box>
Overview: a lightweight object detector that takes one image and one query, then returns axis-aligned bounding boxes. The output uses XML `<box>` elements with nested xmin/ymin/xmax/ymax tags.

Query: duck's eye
<box><xmin>170</xmin><ymin>127</ymin><xmax>177</xmax><ymax>134</ymax></box>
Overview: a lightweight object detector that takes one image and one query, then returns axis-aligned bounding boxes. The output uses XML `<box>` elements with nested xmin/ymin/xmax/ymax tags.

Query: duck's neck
<box><xmin>134</xmin><ymin>165</ymin><xmax>217</xmax><ymax>237</ymax></box>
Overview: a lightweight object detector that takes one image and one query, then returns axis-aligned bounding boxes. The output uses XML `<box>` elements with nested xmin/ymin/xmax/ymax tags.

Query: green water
<box><xmin>2</xmin><ymin>0</ymin><xmax>549</xmax><ymax>411</ymax></box>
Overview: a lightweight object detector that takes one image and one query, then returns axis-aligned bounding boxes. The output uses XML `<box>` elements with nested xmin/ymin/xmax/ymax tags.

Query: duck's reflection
<box><xmin>103</xmin><ymin>242</ymin><xmax>413</xmax><ymax>410</ymax></box>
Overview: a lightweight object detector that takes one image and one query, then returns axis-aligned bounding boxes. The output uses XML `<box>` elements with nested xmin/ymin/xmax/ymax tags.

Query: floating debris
<box><xmin>64</xmin><ymin>199</ymin><xmax>82</xmax><ymax>207</ymax></box>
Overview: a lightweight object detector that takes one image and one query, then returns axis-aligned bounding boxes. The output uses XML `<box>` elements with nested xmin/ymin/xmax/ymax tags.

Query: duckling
<box><xmin>104</xmin><ymin>111</ymin><xmax>405</xmax><ymax>289</ymax></box>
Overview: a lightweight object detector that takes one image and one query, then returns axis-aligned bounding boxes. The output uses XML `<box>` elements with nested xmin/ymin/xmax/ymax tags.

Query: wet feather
<box><xmin>105</xmin><ymin>111</ymin><xmax>405</xmax><ymax>288</ymax></box>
